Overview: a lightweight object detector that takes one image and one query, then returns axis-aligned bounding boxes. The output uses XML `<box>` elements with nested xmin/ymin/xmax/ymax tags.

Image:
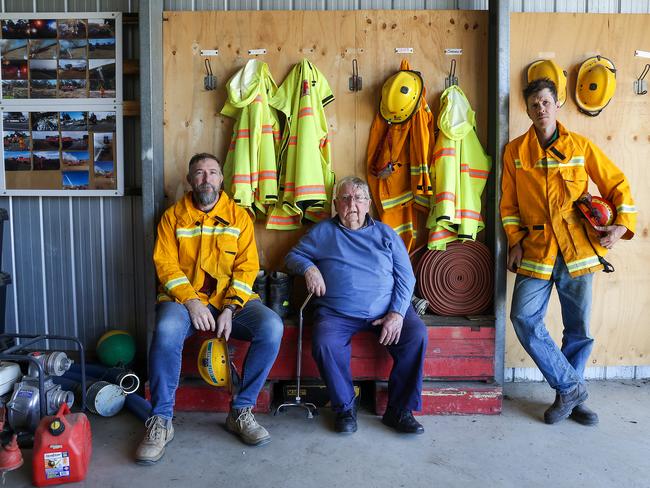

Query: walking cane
<box><xmin>274</xmin><ymin>292</ymin><xmax>318</xmax><ymax>418</ymax></box>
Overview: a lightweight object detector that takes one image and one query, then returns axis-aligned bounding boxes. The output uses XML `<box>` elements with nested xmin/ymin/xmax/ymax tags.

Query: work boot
<box><xmin>225</xmin><ymin>407</ymin><xmax>271</xmax><ymax>446</ymax></box>
<box><xmin>381</xmin><ymin>406</ymin><xmax>424</xmax><ymax>434</ymax></box>
<box><xmin>544</xmin><ymin>383</ymin><xmax>588</xmax><ymax>424</ymax></box>
<box><xmin>334</xmin><ymin>408</ymin><xmax>357</xmax><ymax>434</ymax></box>
<box><xmin>269</xmin><ymin>271</ymin><xmax>292</xmax><ymax>318</ymax></box>
<box><xmin>570</xmin><ymin>402</ymin><xmax>599</xmax><ymax>426</ymax></box>
<box><xmin>135</xmin><ymin>416</ymin><xmax>174</xmax><ymax>465</ymax></box>
<box><xmin>253</xmin><ymin>270</ymin><xmax>269</xmax><ymax>305</ymax></box>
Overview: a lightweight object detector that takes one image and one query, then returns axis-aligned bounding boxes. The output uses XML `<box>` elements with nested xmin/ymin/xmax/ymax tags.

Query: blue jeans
<box><xmin>149</xmin><ymin>299</ymin><xmax>283</xmax><ymax>419</ymax></box>
<box><xmin>312</xmin><ymin>305</ymin><xmax>427</xmax><ymax>413</ymax></box>
<box><xmin>510</xmin><ymin>255</ymin><xmax>594</xmax><ymax>394</ymax></box>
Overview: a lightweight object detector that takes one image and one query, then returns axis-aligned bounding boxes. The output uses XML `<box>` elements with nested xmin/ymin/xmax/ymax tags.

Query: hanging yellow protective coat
<box><xmin>267</xmin><ymin>59</ymin><xmax>335</xmax><ymax>230</ymax></box>
<box><xmin>154</xmin><ymin>192</ymin><xmax>259</xmax><ymax>309</ymax></box>
<box><xmin>426</xmin><ymin>85</ymin><xmax>491</xmax><ymax>250</ymax></box>
<box><xmin>221</xmin><ymin>59</ymin><xmax>281</xmax><ymax>216</ymax></box>
<box><xmin>366</xmin><ymin>59</ymin><xmax>434</xmax><ymax>251</ymax></box>
<box><xmin>501</xmin><ymin>121</ymin><xmax>636</xmax><ymax>279</ymax></box>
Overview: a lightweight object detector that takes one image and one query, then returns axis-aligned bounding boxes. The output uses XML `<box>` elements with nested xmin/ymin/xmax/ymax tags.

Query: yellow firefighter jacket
<box><xmin>221</xmin><ymin>59</ymin><xmax>281</xmax><ymax>216</ymax></box>
<box><xmin>501</xmin><ymin>121</ymin><xmax>636</xmax><ymax>279</ymax></box>
<box><xmin>426</xmin><ymin>85</ymin><xmax>491</xmax><ymax>250</ymax></box>
<box><xmin>366</xmin><ymin>59</ymin><xmax>434</xmax><ymax>252</ymax></box>
<box><xmin>154</xmin><ymin>192</ymin><xmax>259</xmax><ymax>309</ymax></box>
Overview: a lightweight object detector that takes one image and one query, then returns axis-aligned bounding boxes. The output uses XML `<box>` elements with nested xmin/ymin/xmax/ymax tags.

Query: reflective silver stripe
<box><xmin>165</xmin><ymin>276</ymin><xmax>190</xmax><ymax>291</ymax></box>
<box><xmin>520</xmin><ymin>259</ymin><xmax>554</xmax><ymax>275</ymax></box>
<box><xmin>616</xmin><ymin>204</ymin><xmax>636</xmax><ymax>213</ymax></box>
<box><xmin>176</xmin><ymin>226</ymin><xmax>241</xmax><ymax>239</ymax></box>
<box><xmin>232</xmin><ymin>279</ymin><xmax>253</xmax><ymax>295</ymax></box>
<box><xmin>566</xmin><ymin>256</ymin><xmax>600</xmax><ymax>272</ymax></box>
<box><xmin>502</xmin><ymin>216</ymin><xmax>520</xmax><ymax>226</ymax></box>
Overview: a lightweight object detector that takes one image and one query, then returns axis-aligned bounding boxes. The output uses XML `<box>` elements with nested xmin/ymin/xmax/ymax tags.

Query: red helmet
<box><xmin>575</xmin><ymin>193</ymin><xmax>616</xmax><ymax>229</ymax></box>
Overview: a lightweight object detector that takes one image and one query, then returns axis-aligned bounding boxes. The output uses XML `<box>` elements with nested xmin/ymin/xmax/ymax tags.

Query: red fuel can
<box><xmin>32</xmin><ymin>403</ymin><xmax>92</xmax><ymax>486</ymax></box>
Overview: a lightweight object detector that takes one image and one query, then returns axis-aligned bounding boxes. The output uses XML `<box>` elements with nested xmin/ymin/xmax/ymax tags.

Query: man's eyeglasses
<box><xmin>338</xmin><ymin>194</ymin><xmax>369</xmax><ymax>204</ymax></box>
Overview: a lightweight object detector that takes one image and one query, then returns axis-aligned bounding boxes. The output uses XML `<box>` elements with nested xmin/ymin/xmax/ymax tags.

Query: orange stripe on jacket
<box><xmin>433</xmin><ymin>147</ymin><xmax>456</xmax><ymax>160</ymax></box>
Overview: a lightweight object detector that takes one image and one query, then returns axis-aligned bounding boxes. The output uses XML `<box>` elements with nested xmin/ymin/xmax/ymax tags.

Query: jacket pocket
<box><xmin>558</xmin><ymin>166</ymin><xmax>588</xmax><ymax>204</ymax></box>
<box><xmin>520</xmin><ymin>222</ymin><xmax>549</xmax><ymax>262</ymax></box>
<box><xmin>215</xmin><ymin>233</ymin><xmax>238</xmax><ymax>277</ymax></box>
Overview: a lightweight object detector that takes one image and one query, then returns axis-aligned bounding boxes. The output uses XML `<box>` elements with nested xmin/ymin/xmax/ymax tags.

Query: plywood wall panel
<box><xmin>163</xmin><ymin>10</ymin><xmax>488</xmax><ymax>270</ymax></box>
<box><xmin>507</xmin><ymin>13</ymin><xmax>650</xmax><ymax>367</ymax></box>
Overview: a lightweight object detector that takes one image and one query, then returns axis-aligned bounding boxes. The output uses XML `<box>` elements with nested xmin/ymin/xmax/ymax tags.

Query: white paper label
<box><xmin>248</xmin><ymin>49</ymin><xmax>267</xmax><ymax>55</ymax></box>
<box><xmin>200</xmin><ymin>49</ymin><xmax>219</xmax><ymax>56</ymax></box>
<box><xmin>44</xmin><ymin>451</ymin><xmax>70</xmax><ymax>479</ymax></box>
<box><xmin>445</xmin><ymin>48</ymin><xmax>463</xmax><ymax>55</ymax></box>
<box><xmin>394</xmin><ymin>47</ymin><xmax>413</xmax><ymax>54</ymax></box>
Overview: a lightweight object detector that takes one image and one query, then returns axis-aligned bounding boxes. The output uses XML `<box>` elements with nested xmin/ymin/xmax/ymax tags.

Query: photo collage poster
<box><xmin>0</xmin><ymin>17</ymin><xmax>116</xmax><ymax>99</ymax></box>
<box><xmin>3</xmin><ymin>109</ymin><xmax>117</xmax><ymax>190</ymax></box>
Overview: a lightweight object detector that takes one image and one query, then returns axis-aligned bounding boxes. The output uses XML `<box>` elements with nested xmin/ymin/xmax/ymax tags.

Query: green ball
<box><xmin>96</xmin><ymin>330</ymin><xmax>136</xmax><ymax>367</ymax></box>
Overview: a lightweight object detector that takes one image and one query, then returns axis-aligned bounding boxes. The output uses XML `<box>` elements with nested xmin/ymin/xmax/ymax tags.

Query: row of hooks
<box><xmin>349</xmin><ymin>58</ymin><xmax>459</xmax><ymax>92</ymax></box>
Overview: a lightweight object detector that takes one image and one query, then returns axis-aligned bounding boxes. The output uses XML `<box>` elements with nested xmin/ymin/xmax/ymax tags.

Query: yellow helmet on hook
<box><xmin>575</xmin><ymin>55</ymin><xmax>617</xmax><ymax>116</ymax></box>
<box><xmin>379</xmin><ymin>70</ymin><xmax>423</xmax><ymax>124</ymax></box>
<box><xmin>527</xmin><ymin>59</ymin><xmax>568</xmax><ymax>107</ymax></box>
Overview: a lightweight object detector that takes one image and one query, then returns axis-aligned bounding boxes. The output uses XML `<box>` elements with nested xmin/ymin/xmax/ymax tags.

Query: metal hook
<box><xmin>634</xmin><ymin>63</ymin><xmax>649</xmax><ymax>95</ymax></box>
<box><xmin>349</xmin><ymin>58</ymin><xmax>362</xmax><ymax>92</ymax></box>
<box><xmin>203</xmin><ymin>59</ymin><xmax>216</xmax><ymax>91</ymax></box>
<box><xmin>445</xmin><ymin>58</ymin><xmax>458</xmax><ymax>89</ymax></box>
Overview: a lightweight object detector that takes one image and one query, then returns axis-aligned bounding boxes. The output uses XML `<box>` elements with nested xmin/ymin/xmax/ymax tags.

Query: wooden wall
<box><xmin>507</xmin><ymin>13</ymin><xmax>650</xmax><ymax>367</ymax></box>
<box><xmin>162</xmin><ymin>10</ymin><xmax>488</xmax><ymax>270</ymax></box>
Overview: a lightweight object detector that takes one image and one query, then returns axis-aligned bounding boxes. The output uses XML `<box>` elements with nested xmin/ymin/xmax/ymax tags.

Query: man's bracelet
<box><xmin>223</xmin><ymin>304</ymin><xmax>238</xmax><ymax>314</ymax></box>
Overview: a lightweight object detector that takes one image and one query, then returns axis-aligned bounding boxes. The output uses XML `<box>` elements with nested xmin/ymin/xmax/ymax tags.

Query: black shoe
<box><xmin>570</xmin><ymin>402</ymin><xmax>599</xmax><ymax>426</ymax></box>
<box><xmin>544</xmin><ymin>383</ymin><xmax>588</xmax><ymax>425</ymax></box>
<box><xmin>381</xmin><ymin>406</ymin><xmax>424</xmax><ymax>434</ymax></box>
<box><xmin>334</xmin><ymin>409</ymin><xmax>357</xmax><ymax>434</ymax></box>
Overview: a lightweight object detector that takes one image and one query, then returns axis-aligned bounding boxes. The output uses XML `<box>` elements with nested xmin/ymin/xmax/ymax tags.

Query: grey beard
<box><xmin>194</xmin><ymin>185</ymin><xmax>218</xmax><ymax>206</ymax></box>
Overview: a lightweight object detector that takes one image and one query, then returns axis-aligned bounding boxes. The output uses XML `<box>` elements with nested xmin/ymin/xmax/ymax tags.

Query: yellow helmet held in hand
<box><xmin>197</xmin><ymin>338</ymin><xmax>232</xmax><ymax>389</ymax></box>
<box><xmin>527</xmin><ymin>59</ymin><xmax>567</xmax><ymax>107</ymax></box>
<box><xmin>379</xmin><ymin>70</ymin><xmax>423</xmax><ymax>124</ymax></box>
<box><xmin>575</xmin><ymin>55</ymin><xmax>616</xmax><ymax>116</ymax></box>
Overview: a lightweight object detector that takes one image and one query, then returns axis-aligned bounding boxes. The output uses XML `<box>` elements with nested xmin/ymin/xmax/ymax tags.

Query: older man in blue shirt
<box><xmin>285</xmin><ymin>176</ymin><xmax>427</xmax><ymax>435</ymax></box>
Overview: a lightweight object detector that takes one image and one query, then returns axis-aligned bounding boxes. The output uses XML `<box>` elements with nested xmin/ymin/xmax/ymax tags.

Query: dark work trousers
<box><xmin>312</xmin><ymin>304</ymin><xmax>427</xmax><ymax>413</ymax></box>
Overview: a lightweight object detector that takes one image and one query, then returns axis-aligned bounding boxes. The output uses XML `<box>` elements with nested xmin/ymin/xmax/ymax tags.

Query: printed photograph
<box><xmin>62</xmin><ymin>170</ymin><xmax>89</xmax><ymax>190</ymax></box>
<box><xmin>29</xmin><ymin>59</ymin><xmax>57</xmax><ymax>79</ymax></box>
<box><xmin>1</xmin><ymin>20</ymin><xmax>30</xmax><ymax>39</ymax></box>
<box><xmin>30</xmin><ymin>79</ymin><xmax>57</xmax><ymax>98</ymax></box>
<box><xmin>89</xmin><ymin>78</ymin><xmax>116</xmax><ymax>98</ymax></box>
<box><xmin>88</xmin><ymin>112</ymin><xmax>116</xmax><ymax>131</ymax></box>
<box><xmin>31</xmin><ymin>112</ymin><xmax>58</xmax><ymax>131</ymax></box>
<box><xmin>4</xmin><ymin>150</ymin><xmax>31</xmax><ymax>171</ymax></box>
<box><xmin>3</xmin><ymin>111</ymin><xmax>29</xmax><ymax>130</ymax></box>
<box><xmin>1</xmin><ymin>60</ymin><xmax>28</xmax><ymax>80</ymax></box>
<box><xmin>94</xmin><ymin>161</ymin><xmax>115</xmax><ymax>189</ymax></box>
<box><xmin>62</xmin><ymin>150</ymin><xmax>89</xmax><ymax>168</ymax></box>
<box><xmin>2</xmin><ymin>80</ymin><xmax>29</xmax><ymax>99</ymax></box>
<box><xmin>59</xmin><ymin>112</ymin><xmax>87</xmax><ymax>131</ymax></box>
<box><xmin>87</xmin><ymin>18</ymin><xmax>115</xmax><ymax>38</ymax></box>
<box><xmin>0</xmin><ymin>39</ymin><xmax>28</xmax><ymax>60</ymax></box>
<box><xmin>59</xmin><ymin>39</ymin><xmax>87</xmax><ymax>59</ymax></box>
<box><xmin>60</xmin><ymin>131</ymin><xmax>88</xmax><ymax>151</ymax></box>
<box><xmin>93</xmin><ymin>133</ymin><xmax>114</xmax><ymax>161</ymax></box>
<box><xmin>29</xmin><ymin>19</ymin><xmax>57</xmax><ymax>39</ymax></box>
<box><xmin>58</xmin><ymin>79</ymin><xmax>87</xmax><ymax>98</ymax></box>
<box><xmin>88</xmin><ymin>38</ymin><xmax>115</xmax><ymax>59</ymax></box>
<box><xmin>32</xmin><ymin>131</ymin><xmax>60</xmax><ymax>150</ymax></box>
<box><xmin>88</xmin><ymin>59</ymin><xmax>115</xmax><ymax>82</ymax></box>
<box><xmin>57</xmin><ymin>19</ymin><xmax>87</xmax><ymax>39</ymax></box>
<box><xmin>3</xmin><ymin>131</ymin><xmax>31</xmax><ymax>151</ymax></box>
<box><xmin>58</xmin><ymin>59</ymin><xmax>87</xmax><ymax>79</ymax></box>
<box><xmin>33</xmin><ymin>150</ymin><xmax>60</xmax><ymax>170</ymax></box>
<box><xmin>29</xmin><ymin>39</ymin><xmax>57</xmax><ymax>59</ymax></box>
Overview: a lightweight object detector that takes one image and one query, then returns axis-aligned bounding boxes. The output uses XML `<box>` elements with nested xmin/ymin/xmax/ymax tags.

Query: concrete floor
<box><xmin>5</xmin><ymin>380</ymin><xmax>650</xmax><ymax>488</ymax></box>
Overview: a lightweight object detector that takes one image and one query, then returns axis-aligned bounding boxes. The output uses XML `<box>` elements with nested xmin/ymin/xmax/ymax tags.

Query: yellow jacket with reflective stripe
<box><xmin>154</xmin><ymin>192</ymin><xmax>259</xmax><ymax>309</ymax></box>
<box><xmin>426</xmin><ymin>85</ymin><xmax>491</xmax><ymax>250</ymax></box>
<box><xmin>500</xmin><ymin>121</ymin><xmax>636</xmax><ymax>279</ymax></box>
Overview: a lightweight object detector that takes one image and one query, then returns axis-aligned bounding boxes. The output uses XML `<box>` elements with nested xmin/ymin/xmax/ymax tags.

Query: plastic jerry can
<box><xmin>32</xmin><ymin>403</ymin><xmax>92</xmax><ymax>486</ymax></box>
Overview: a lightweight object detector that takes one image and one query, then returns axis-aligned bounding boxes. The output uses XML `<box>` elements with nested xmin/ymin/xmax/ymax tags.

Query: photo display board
<box><xmin>0</xmin><ymin>13</ymin><xmax>123</xmax><ymax>196</ymax></box>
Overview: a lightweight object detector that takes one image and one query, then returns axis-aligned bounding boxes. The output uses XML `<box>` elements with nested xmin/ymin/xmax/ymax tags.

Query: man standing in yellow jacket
<box><xmin>501</xmin><ymin>79</ymin><xmax>636</xmax><ymax>426</ymax></box>
<box><xmin>136</xmin><ymin>153</ymin><xmax>283</xmax><ymax>465</ymax></box>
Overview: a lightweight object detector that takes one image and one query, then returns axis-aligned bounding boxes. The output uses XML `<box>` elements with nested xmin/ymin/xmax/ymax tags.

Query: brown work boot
<box><xmin>135</xmin><ymin>416</ymin><xmax>174</xmax><ymax>465</ymax></box>
<box><xmin>225</xmin><ymin>407</ymin><xmax>271</xmax><ymax>446</ymax></box>
<box><xmin>544</xmin><ymin>383</ymin><xmax>588</xmax><ymax>425</ymax></box>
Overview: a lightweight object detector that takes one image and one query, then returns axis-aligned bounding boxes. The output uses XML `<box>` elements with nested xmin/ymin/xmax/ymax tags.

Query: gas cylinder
<box><xmin>32</xmin><ymin>403</ymin><xmax>92</xmax><ymax>486</ymax></box>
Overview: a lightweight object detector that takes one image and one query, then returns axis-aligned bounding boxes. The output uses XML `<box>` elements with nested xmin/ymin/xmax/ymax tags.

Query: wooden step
<box><xmin>374</xmin><ymin>381</ymin><xmax>502</xmax><ymax>416</ymax></box>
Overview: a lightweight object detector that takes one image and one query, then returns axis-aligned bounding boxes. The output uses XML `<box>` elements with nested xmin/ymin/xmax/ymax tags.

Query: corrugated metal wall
<box><xmin>0</xmin><ymin>0</ymin><xmax>144</xmax><ymax>354</ymax></box>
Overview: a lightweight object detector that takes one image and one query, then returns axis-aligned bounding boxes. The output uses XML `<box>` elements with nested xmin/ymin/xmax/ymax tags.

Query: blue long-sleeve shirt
<box><xmin>285</xmin><ymin>216</ymin><xmax>415</xmax><ymax>319</ymax></box>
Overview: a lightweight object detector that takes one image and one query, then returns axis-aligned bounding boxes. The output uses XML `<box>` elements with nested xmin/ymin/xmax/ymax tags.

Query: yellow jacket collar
<box><xmin>522</xmin><ymin>120</ymin><xmax>576</xmax><ymax>169</ymax></box>
<box><xmin>177</xmin><ymin>191</ymin><xmax>233</xmax><ymax>227</ymax></box>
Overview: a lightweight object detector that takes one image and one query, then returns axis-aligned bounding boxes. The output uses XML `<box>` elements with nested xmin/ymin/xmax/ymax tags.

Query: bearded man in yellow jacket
<box><xmin>135</xmin><ymin>153</ymin><xmax>283</xmax><ymax>465</ymax></box>
<box><xmin>501</xmin><ymin>79</ymin><xmax>636</xmax><ymax>426</ymax></box>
